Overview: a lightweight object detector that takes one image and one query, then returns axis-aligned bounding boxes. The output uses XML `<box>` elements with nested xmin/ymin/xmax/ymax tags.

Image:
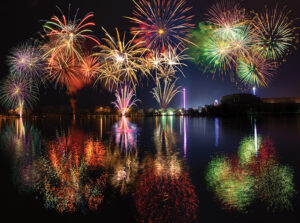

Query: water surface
<box><xmin>0</xmin><ymin>115</ymin><xmax>299</xmax><ymax>222</ymax></box>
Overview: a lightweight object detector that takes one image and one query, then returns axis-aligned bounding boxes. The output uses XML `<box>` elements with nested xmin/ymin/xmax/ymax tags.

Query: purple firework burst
<box><xmin>0</xmin><ymin>74</ymin><xmax>39</xmax><ymax>112</ymax></box>
<box><xmin>8</xmin><ymin>42</ymin><xmax>45</xmax><ymax>80</ymax></box>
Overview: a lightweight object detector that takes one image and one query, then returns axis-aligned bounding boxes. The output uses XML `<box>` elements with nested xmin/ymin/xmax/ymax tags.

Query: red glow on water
<box><xmin>134</xmin><ymin>159</ymin><xmax>199</xmax><ymax>223</ymax></box>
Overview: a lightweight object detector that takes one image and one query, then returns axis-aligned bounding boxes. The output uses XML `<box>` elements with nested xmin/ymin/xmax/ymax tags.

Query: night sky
<box><xmin>1</xmin><ymin>0</ymin><xmax>300</xmax><ymax>110</ymax></box>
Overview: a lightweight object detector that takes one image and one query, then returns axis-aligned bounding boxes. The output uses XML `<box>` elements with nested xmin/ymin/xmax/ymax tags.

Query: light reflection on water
<box><xmin>206</xmin><ymin>136</ymin><xmax>296</xmax><ymax>213</ymax></box>
<box><xmin>0</xmin><ymin>115</ymin><xmax>298</xmax><ymax>221</ymax></box>
<box><xmin>0</xmin><ymin>117</ymin><xmax>42</xmax><ymax>192</ymax></box>
<box><xmin>112</xmin><ymin>116</ymin><xmax>138</xmax><ymax>153</ymax></box>
<box><xmin>34</xmin><ymin>126</ymin><xmax>106</xmax><ymax>213</ymax></box>
<box><xmin>214</xmin><ymin>117</ymin><xmax>219</xmax><ymax>148</ymax></box>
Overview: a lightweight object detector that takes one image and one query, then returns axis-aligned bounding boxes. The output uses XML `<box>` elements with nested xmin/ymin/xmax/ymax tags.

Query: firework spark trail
<box><xmin>144</xmin><ymin>45</ymin><xmax>188</xmax><ymax>83</ymax></box>
<box><xmin>155</xmin><ymin>66</ymin><xmax>177</xmax><ymax>82</ymax></box>
<box><xmin>94</xmin><ymin>62</ymin><xmax>120</xmax><ymax>91</ymax></box>
<box><xmin>127</xmin><ymin>0</ymin><xmax>194</xmax><ymax>52</ymax></box>
<box><xmin>151</xmin><ymin>78</ymin><xmax>181</xmax><ymax>110</ymax></box>
<box><xmin>112</xmin><ymin>85</ymin><xmax>140</xmax><ymax>116</ymax></box>
<box><xmin>158</xmin><ymin>46</ymin><xmax>188</xmax><ymax>79</ymax></box>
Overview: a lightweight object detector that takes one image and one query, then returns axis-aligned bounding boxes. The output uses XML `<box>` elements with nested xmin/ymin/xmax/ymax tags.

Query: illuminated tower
<box><xmin>183</xmin><ymin>88</ymin><xmax>186</xmax><ymax>111</ymax></box>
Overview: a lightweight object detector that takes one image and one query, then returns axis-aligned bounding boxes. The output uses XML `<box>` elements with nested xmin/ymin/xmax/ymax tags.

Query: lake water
<box><xmin>0</xmin><ymin>115</ymin><xmax>299</xmax><ymax>222</ymax></box>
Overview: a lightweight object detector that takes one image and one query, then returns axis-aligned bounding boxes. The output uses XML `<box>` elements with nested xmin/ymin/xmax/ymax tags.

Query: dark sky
<box><xmin>1</xmin><ymin>0</ymin><xmax>300</xmax><ymax>109</ymax></box>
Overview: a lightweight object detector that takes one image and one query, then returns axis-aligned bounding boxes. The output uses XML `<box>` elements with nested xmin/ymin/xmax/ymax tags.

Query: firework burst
<box><xmin>80</xmin><ymin>55</ymin><xmax>101</xmax><ymax>79</ymax></box>
<box><xmin>46</xmin><ymin>53</ymin><xmax>80</xmax><ymax>89</ymax></box>
<box><xmin>42</xmin><ymin>7</ymin><xmax>99</xmax><ymax>61</ymax></box>
<box><xmin>161</xmin><ymin>47</ymin><xmax>188</xmax><ymax>68</ymax></box>
<box><xmin>41</xmin><ymin>7</ymin><xmax>101</xmax><ymax>95</ymax></box>
<box><xmin>204</xmin><ymin>34</ymin><xmax>236</xmax><ymax>73</ymax></box>
<box><xmin>94</xmin><ymin>28</ymin><xmax>149</xmax><ymax>88</ymax></box>
<box><xmin>190</xmin><ymin>21</ymin><xmax>256</xmax><ymax>75</ymax></box>
<box><xmin>188</xmin><ymin>22</ymin><xmax>235</xmax><ymax>74</ymax></box>
<box><xmin>112</xmin><ymin>85</ymin><xmax>140</xmax><ymax>116</ymax></box>
<box><xmin>206</xmin><ymin>0</ymin><xmax>247</xmax><ymax>38</ymax></box>
<box><xmin>189</xmin><ymin>0</ymin><xmax>298</xmax><ymax>88</ymax></box>
<box><xmin>145</xmin><ymin>50</ymin><xmax>164</xmax><ymax>70</ymax></box>
<box><xmin>127</xmin><ymin>0</ymin><xmax>194</xmax><ymax>52</ymax></box>
<box><xmin>151</xmin><ymin>79</ymin><xmax>181</xmax><ymax>110</ymax></box>
<box><xmin>8</xmin><ymin>42</ymin><xmax>45</xmax><ymax>80</ymax></box>
<box><xmin>236</xmin><ymin>54</ymin><xmax>276</xmax><ymax>87</ymax></box>
<box><xmin>146</xmin><ymin>46</ymin><xmax>187</xmax><ymax>81</ymax></box>
<box><xmin>0</xmin><ymin>75</ymin><xmax>39</xmax><ymax>116</ymax></box>
<box><xmin>252</xmin><ymin>5</ymin><xmax>298</xmax><ymax>60</ymax></box>
<box><xmin>159</xmin><ymin>46</ymin><xmax>188</xmax><ymax>77</ymax></box>
<box><xmin>230</xmin><ymin>25</ymin><xmax>256</xmax><ymax>58</ymax></box>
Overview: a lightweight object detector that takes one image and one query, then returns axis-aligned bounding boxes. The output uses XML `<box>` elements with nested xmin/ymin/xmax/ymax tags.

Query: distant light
<box><xmin>168</xmin><ymin>111</ymin><xmax>173</xmax><ymax>115</ymax></box>
<box><xmin>252</xmin><ymin>86</ymin><xmax>256</xmax><ymax>95</ymax></box>
<box><xmin>214</xmin><ymin>99</ymin><xmax>218</xmax><ymax>106</ymax></box>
